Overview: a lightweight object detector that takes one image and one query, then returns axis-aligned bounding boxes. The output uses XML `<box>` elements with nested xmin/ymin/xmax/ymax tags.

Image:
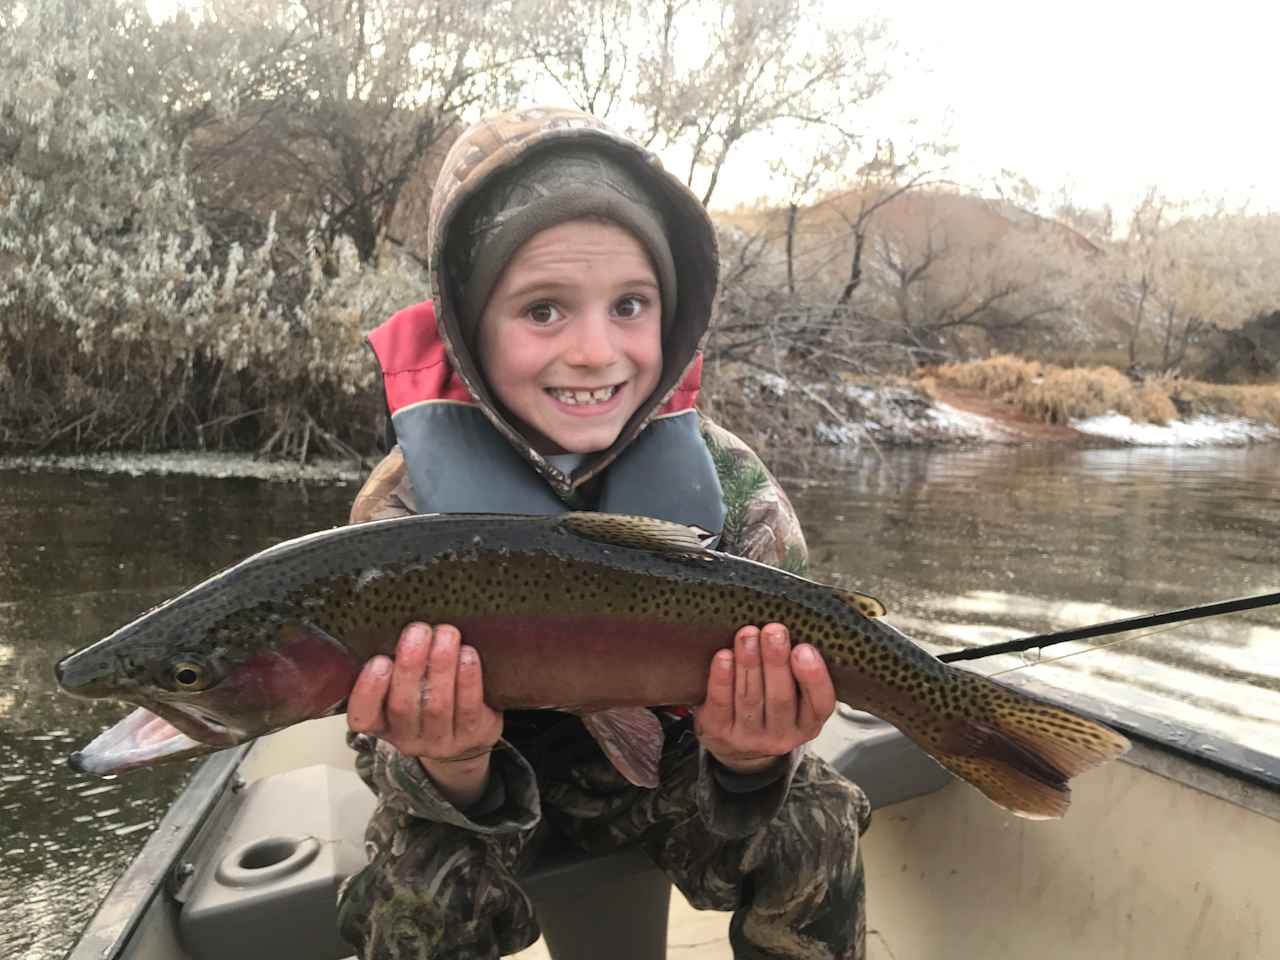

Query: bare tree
<box><xmin>767</xmin><ymin>128</ymin><xmax>852</xmax><ymax>297</ymax></box>
<box><xmin>863</xmin><ymin>193</ymin><xmax>1079</xmax><ymax>360</ymax></box>
<box><xmin>1104</xmin><ymin>193</ymin><xmax>1280</xmax><ymax>373</ymax></box>
<box><xmin>530</xmin><ymin>0</ymin><xmax>891</xmax><ymax>208</ymax></box>
<box><xmin>1112</xmin><ymin>189</ymin><xmax>1168</xmax><ymax>368</ymax></box>
<box><xmin>521</xmin><ymin>0</ymin><xmax>636</xmax><ymax>118</ymax></box>
<box><xmin>828</xmin><ymin>141</ymin><xmax>944</xmax><ymax>307</ymax></box>
<box><xmin>659</xmin><ymin>0</ymin><xmax>889</xmax><ymax>206</ymax></box>
<box><xmin>186</xmin><ymin>0</ymin><xmax>529</xmax><ymax>265</ymax></box>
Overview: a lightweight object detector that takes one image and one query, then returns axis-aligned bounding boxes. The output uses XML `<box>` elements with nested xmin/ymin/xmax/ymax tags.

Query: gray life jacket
<box><xmin>391</xmin><ymin>400</ymin><xmax>727</xmax><ymax>535</ymax></box>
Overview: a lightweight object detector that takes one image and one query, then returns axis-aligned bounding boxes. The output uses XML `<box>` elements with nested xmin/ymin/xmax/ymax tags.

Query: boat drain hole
<box><xmin>239</xmin><ymin>838</ymin><xmax>299</xmax><ymax>870</ymax></box>
<box><xmin>215</xmin><ymin>834</ymin><xmax>320</xmax><ymax>887</ymax></box>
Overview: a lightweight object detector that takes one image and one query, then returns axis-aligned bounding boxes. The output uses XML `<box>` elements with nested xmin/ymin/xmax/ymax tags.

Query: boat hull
<box><xmin>69</xmin><ymin>703</ymin><xmax>1280</xmax><ymax>960</ymax></box>
<box><xmin>861</xmin><ymin>741</ymin><xmax>1280</xmax><ymax>959</ymax></box>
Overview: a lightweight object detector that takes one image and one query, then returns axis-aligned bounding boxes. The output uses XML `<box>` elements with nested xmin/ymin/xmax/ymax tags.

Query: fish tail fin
<box><xmin>919</xmin><ymin>668</ymin><xmax>1130</xmax><ymax>819</ymax></box>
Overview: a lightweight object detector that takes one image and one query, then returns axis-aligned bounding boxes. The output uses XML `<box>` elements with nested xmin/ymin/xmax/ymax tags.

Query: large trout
<box><xmin>56</xmin><ymin>512</ymin><xmax>1128</xmax><ymax>818</ymax></box>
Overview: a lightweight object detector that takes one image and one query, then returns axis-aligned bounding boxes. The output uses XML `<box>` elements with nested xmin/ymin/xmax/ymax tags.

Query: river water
<box><xmin>2</xmin><ymin>446</ymin><xmax>1278</xmax><ymax>959</ymax></box>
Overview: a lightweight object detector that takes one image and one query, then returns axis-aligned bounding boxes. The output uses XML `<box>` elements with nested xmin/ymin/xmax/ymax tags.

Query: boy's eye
<box><xmin>614</xmin><ymin>295</ymin><xmax>647</xmax><ymax>319</ymax></box>
<box><xmin>527</xmin><ymin>302</ymin><xmax>562</xmax><ymax>325</ymax></box>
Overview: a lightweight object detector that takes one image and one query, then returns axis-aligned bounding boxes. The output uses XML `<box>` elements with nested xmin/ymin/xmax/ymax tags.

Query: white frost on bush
<box><xmin>756</xmin><ymin>373</ymin><xmax>790</xmax><ymax>397</ymax></box>
<box><xmin>815</xmin><ymin>421</ymin><xmax>858</xmax><ymax>444</ymax></box>
<box><xmin>0</xmin><ymin>3</ymin><xmax>428</xmax><ymax>441</ymax></box>
<box><xmin>1071</xmin><ymin>413</ymin><xmax>1280</xmax><ymax>446</ymax></box>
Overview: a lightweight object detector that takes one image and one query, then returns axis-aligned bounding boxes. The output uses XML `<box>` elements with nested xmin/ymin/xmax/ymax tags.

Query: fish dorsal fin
<box><xmin>560</xmin><ymin>513</ymin><xmax>715</xmax><ymax>559</ymax></box>
<box><xmin>833</xmin><ymin>588</ymin><xmax>886</xmax><ymax>618</ymax></box>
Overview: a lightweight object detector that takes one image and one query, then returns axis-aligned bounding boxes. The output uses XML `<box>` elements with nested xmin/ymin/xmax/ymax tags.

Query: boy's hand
<box><xmin>693</xmin><ymin>623</ymin><xmax>835</xmax><ymax>775</ymax></box>
<box><xmin>348</xmin><ymin>623</ymin><xmax>502</xmax><ymax>807</ymax></box>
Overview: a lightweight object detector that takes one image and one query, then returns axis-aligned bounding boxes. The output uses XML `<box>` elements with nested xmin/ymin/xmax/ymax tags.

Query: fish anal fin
<box><xmin>561</xmin><ymin>513</ymin><xmax>716</xmax><ymax>560</ymax></box>
<box><xmin>579</xmin><ymin>707</ymin><xmax>664</xmax><ymax>788</ymax></box>
<box><xmin>934</xmin><ymin>750</ymin><xmax>1069</xmax><ymax>821</ymax></box>
<box><xmin>832</xmin><ymin>588</ymin><xmax>886</xmax><ymax>618</ymax></box>
<box><xmin>921</xmin><ymin>672</ymin><xmax>1130</xmax><ymax>820</ymax></box>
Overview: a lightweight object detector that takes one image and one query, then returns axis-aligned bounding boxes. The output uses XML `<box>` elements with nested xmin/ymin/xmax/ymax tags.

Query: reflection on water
<box><xmin>0</xmin><ymin>469</ymin><xmax>356</xmax><ymax>960</ymax></box>
<box><xmin>1</xmin><ymin>445</ymin><xmax>1278</xmax><ymax>958</ymax></box>
<box><xmin>791</xmin><ymin>444</ymin><xmax>1280</xmax><ymax>761</ymax></box>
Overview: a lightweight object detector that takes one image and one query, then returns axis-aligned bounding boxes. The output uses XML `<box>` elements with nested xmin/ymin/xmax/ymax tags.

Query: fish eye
<box><xmin>166</xmin><ymin>657</ymin><xmax>217</xmax><ymax>692</ymax></box>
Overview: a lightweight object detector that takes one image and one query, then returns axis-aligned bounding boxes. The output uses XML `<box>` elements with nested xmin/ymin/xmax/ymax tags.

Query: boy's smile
<box><xmin>477</xmin><ymin>219</ymin><xmax>664</xmax><ymax>455</ymax></box>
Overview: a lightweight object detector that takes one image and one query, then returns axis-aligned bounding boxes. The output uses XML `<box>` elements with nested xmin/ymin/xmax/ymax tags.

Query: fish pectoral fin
<box><xmin>270</xmin><ymin>620</ymin><xmax>365</xmax><ymax>723</ymax></box>
<box><xmin>832</xmin><ymin>588</ymin><xmax>887</xmax><ymax>618</ymax></box>
<box><xmin>560</xmin><ymin>513</ymin><xmax>716</xmax><ymax>560</ymax></box>
<box><xmin>579</xmin><ymin>707</ymin><xmax>664</xmax><ymax>788</ymax></box>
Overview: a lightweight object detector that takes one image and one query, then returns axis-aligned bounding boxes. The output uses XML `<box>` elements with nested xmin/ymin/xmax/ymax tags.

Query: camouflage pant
<box><xmin>337</xmin><ymin>728</ymin><xmax>871</xmax><ymax>960</ymax></box>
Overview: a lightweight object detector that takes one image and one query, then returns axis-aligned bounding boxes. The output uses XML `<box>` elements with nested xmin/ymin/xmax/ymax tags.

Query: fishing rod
<box><xmin>938</xmin><ymin>590</ymin><xmax>1280</xmax><ymax>664</ymax></box>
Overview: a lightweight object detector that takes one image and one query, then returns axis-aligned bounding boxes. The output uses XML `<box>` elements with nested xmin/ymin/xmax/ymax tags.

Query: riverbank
<box><xmin>706</xmin><ymin>365</ymin><xmax>1279</xmax><ymax>457</ymax></box>
<box><xmin>918</xmin><ymin>355</ymin><xmax>1280</xmax><ymax>447</ymax></box>
<box><xmin>924</xmin><ymin>382</ymin><xmax>1280</xmax><ymax>447</ymax></box>
<box><xmin>2</xmin><ymin>378</ymin><xmax>1276</xmax><ymax>486</ymax></box>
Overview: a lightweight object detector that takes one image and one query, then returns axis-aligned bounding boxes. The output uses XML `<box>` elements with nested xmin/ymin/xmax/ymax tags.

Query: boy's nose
<box><xmin>565</xmin><ymin>313</ymin><xmax>618</xmax><ymax>367</ymax></box>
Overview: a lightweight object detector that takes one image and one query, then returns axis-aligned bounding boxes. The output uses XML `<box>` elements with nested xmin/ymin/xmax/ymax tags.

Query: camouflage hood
<box><xmin>426</xmin><ymin>106</ymin><xmax>720</xmax><ymax>490</ymax></box>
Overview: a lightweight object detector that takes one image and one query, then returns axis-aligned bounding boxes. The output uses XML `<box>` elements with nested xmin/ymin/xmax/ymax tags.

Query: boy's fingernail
<box><xmin>795</xmin><ymin>646</ymin><xmax>818</xmax><ymax>666</ymax></box>
<box><xmin>370</xmin><ymin>657</ymin><xmax>391</xmax><ymax>676</ymax></box>
<box><xmin>766</xmin><ymin>627</ymin><xmax>787</xmax><ymax>648</ymax></box>
<box><xmin>743</xmin><ymin>634</ymin><xmax>758</xmax><ymax>655</ymax></box>
<box><xmin>459</xmin><ymin>646</ymin><xmax>477</xmax><ymax>666</ymax></box>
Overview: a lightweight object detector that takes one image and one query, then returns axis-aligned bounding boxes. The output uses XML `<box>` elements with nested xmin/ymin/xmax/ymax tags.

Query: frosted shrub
<box><xmin>0</xmin><ymin>0</ymin><xmax>426</xmax><ymax>456</ymax></box>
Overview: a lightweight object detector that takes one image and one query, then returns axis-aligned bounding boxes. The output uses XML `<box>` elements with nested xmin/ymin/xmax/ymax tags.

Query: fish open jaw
<box><xmin>69</xmin><ymin>706</ymin><xmax>215</xmax><ymax>776</ymax></box>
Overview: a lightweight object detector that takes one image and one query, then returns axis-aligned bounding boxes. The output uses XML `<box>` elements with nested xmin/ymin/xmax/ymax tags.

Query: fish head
<box><xmin>57</xmin><ymin>610</ymin><xmax>364</xmax><ymax>776</ymax></box>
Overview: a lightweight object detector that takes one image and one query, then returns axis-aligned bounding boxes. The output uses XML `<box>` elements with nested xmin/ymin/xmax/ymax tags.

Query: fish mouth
<box><xmin>69</xmin><ymin>706</ymin><xmax>218</xmax><ymax>776</ymax></box>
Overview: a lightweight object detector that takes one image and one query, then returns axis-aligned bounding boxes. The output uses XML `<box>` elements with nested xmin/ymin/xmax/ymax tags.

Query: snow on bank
<box><xmin>926</xmin><ymin>401</ymin><xmax>1020</xmax><ymax>442</ymax></box>
<box><xmin>821</xmin><ymin>385</ymin><xmax>1019</xmax><ymax>446</ymax></box>
<box><xmin>1071</xmin><ymin>414</ymin><xmax>1280</xmax><ymax>447</ymax></box>
<box><xmin>0</xmin><ymin>451</ymin><xmax>364</xmax><ymax>482</ymax></box>
<box><xmin>830</xmin><ymin>381</ymin><xmax>1280</xmax><ymax>448</ymax></box>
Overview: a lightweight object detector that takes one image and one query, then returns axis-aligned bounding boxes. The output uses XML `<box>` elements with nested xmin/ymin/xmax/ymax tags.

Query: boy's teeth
<box><xmin>551</xmin><ymin>386</ymin><xmax>617</xmax><ymax>405</ymax></box>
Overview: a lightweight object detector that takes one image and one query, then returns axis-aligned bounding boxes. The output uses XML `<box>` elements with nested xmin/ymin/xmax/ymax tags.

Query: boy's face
<box><xmin>477</xmin><ymin>218</ymin><xmax>663</xmax><ymax>455</ymax></box>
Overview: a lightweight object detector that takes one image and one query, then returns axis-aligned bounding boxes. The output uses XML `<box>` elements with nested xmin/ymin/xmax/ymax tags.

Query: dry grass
<box><xmin>930</xmin><ymin>356</ymin><xmax>1043</xmax><ymax>396</ymax></box>
<box><xmin>1164</xmin><ymin>379</ymin><xmax>1280</xmax><ymax>423</ymax></box>
<box><xmin>1017</xmin><ymin>368</ymin><xmax>1179</xmax><ymax>424</ymax></box>
<box><xmin>928</xmin><ymin>355</ymin><xmax>1280</xmax><ymax>426</ymax></box>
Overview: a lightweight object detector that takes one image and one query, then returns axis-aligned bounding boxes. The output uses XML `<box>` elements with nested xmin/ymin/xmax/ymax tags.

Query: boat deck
<box><xmin>513</xmin><ymin>890</ymin><xmax>723</xmax><ymax>960</ymax></box>
<box><xmin>513</xmin><ymin>888</ymin><xmax>893</xmax><ymax>959</ymax></box>
<box><xmin>71</xmin><ymin>711</ymin><xmax>1280</xmax><ymax>960</ymax></box>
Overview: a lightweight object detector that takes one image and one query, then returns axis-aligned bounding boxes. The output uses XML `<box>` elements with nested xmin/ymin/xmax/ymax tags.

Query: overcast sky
<box><xmin>713</xmin><ymin>0</ymin><xmax>1280</xmax><ymax>216</ymax></box>
<box><xmin>143</xmin><ymin>0</ymin><xmax>1280</xmax><ymax>219</ymax></box>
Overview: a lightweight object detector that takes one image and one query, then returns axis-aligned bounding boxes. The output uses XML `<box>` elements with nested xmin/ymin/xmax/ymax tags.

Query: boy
<box><xmin>336</xmin><ymin>106</ymin><xmax>870</xmax><ymax>960</ymax></box>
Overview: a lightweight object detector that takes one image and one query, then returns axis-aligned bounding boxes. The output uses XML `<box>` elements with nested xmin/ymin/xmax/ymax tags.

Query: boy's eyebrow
<box><xmin>502</xmin><ymin>277</ymin><xmax>660</xmax><ymax>302</ymax></box>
